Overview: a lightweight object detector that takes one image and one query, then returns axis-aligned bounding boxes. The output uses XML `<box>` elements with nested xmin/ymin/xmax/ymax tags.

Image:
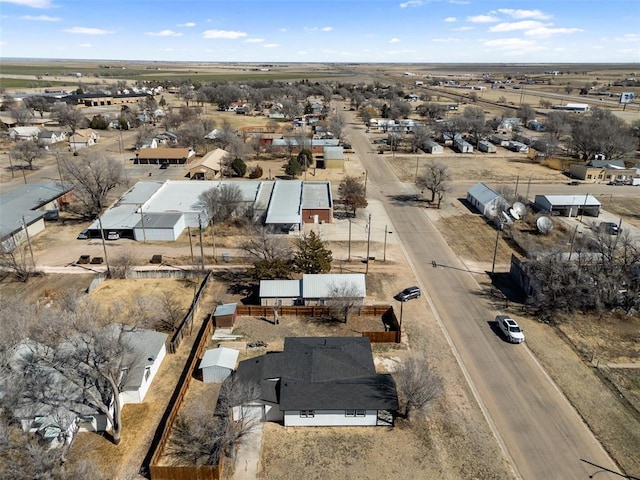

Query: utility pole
<box><xmin>347</xmin><ymin>218</ymin><xmax>352</xmax><ymax>261</ymax></box>
<box><xmin>365</xmin><ymin>213</ymin><xmax>372</xmax><ymax>274</ymax></box>
<box><xmin>491</xmin><ymin>224</ymin><xmax>500</xmax><ymax>274</ymax></box>
<box><xmin>383</xmin><ymin>225</ymin><xmax>389</xmax><ymax>262</ymax></box>
<box><xmin>198</xmin><ymin>215</ymin><xmax>205</xmax><ymax>270</ymax></box>
<box><xmin>21</xmin><ymin>216</ymin><xmax>36</xmax><ymax>270</ymax></box>
<box><xmin>187</xmin><ymin>226</ymin><xmax>194</xmax><ymax>265</ymax></box>
<box><xmin>97</xmin><ymin>215</ymin><xmax>111</xmax><ymax>278</ymax></box>
<box><xmin>514</xmin><ymin>175</ymin><xmax>519</xmax><ymax>198</ymax></box>
<box><xmin>210</xmin><ymin>221</ymin><xmax>217</xmax><ymax>263</ymax></box>
<box><xmin>414</xmin><ymin>156</ymin><xmax>419</xmax><ymax>182</ymax></box>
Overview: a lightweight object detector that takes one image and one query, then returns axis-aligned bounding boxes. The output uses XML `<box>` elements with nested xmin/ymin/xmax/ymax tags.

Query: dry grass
<box><xmin>593</xmin><ymin>195</ymin><xmax>640</xmax><ymax>228</ymax></box>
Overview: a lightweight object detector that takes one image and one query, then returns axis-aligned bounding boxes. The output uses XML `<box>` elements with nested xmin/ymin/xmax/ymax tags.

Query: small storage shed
<box><xmin>213</xmin><ymin>303</ymin><xmax>238</xmax><ymax>327</ymax></box>
<box><xmin>200</xmin><ymin>347</ymin><xmax>239</xmax><ymax>383</ymax></box>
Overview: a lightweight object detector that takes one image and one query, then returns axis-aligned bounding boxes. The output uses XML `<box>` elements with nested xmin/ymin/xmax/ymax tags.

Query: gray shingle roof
<box><xmin>235</xmin><ymin>337</ymin><xmax>398</xmax><ymax>411</ymax></box>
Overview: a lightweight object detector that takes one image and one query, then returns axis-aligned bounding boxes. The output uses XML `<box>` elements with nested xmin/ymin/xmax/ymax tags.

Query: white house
<box><xmin>302</xmin><ymin>274</ymin><xmax>366</xmax><ymax>306</ymax></box>
<box><xmin>454</xmin><ymin>136</ymin><xmax>473</xmax><ymax>153</ymax></box>
<box><xmin>233</xmin><ymin>337</ymin><xmax>398</xmax><ymax>427</ymax></box>
<box><xmin>466</xmin><ymin>182</ymin><xmax>506</xmax><ymax>219</ymax></box>
<box><xmin>69</xmin><ymin>128</ymin><xmax>98</xmax><ymax>150</ymax></box>
<box><xmin>422</xmin><ymin>140</ymin><xmax>443</xmax><ymax>154</ymax></box>
<box><xmin>200</xmin><ymin>347</ymin><xmax>239</xmax><ymax>383</ymax></box>
<box><xmin>534</xmin><ymin>194</ymin><xmax>601</xmax><ymax>217</ymax></box>
<box><xmin>9</xmin><ymin>126</ymin><xmax>41</xmax><ymax>141</ymax></box>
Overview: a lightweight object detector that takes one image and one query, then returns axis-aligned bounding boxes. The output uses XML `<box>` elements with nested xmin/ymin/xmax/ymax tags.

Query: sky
<box><xmin>0</xmin><ymin>0</ymin><xmax>639</xmax><ymax>63</ymax></box>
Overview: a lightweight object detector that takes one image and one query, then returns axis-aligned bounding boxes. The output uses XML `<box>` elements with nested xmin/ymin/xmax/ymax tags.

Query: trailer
<box><xmin>491</xmin><ymin>134</ymin><xmax>510</xmax><ymax>147</ymax></box>
<box><xmin>478</xmin><ymin>140</ymin><xmax>497</xmax><ymax>153</ymax></box>
<box><xmin>423</xmin><ymin>140</ymin><xmax>444</xmax><ymax>154</ymax></box>
<box><xmin>508</xmin><ymin>141</ymin><xmax>529</xmax><ymax>153</ymax></box>
<box><xmin>454</xmin><ymin>137</ymin><xmax>473</xmax><ymax>153</ymax></box>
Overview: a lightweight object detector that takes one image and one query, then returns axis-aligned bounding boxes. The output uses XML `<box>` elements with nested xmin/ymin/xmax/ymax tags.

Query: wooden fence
<box><xmin>237</xmin><ymin>304</ymin><xmax>402</xmax><ymax>344</ymax></box>
<box><xmin>146</xmin><ymin>309</ymin><xmax>220</xmax><ymax>480</ymax></box>
<box><xmin>168</xmin><ymin>272</ymin><xmax>212</xmax><ymax>354</ymax></box>
<box><xmin>236</xmin><ymin>304</ymin><xmax>392</xmax><ymax>318</ymax></box>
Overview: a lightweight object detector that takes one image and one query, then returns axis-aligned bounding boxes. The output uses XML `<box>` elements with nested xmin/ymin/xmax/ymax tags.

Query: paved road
<box><xmin>344</xmin><ymin>116</ymin><xmax>622</xmax><ymax>479</ymax></box>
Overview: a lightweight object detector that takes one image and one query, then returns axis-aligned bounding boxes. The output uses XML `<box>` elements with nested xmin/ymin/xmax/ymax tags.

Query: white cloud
<box><xmin>79</xmin><ymin>43</ymin><xmax>91</xmax><ymax>48</ymax></box>
<box><xmin>245</xmin><ymin>38</ymin><xmax>264</xmax><ymax>43</ymax></box>
<box><xmin>432</xmin><ymin>37</ymin><xmax>460</xmax><ymax>42</ymax></box>
<box><xmin>2</xmin><ymin>0</ymin><xmax>54</xmax><ymax>8</ymax></box>
<box><xmin>489</xmin><ymin>21</ymin><xmax>547</xmax><ymax>32</ymax></box>
<box><xmin>63</xmin><ymin>26</ymin><xmax>114</xmax><ymax>35</ymax></box>
<box><xmin>280</xmin><ymin>28</ymin><xmax>288</xmax><ymax>32</ymax></box>
<box><xmin>524</xmin><ymin>26</ymin><xmax>583</xmax><ymax>37</ymax></box>
<box><xmin>444</xmin><ymin>17</ymin><xmax>457</xmax><ymax>23</ymax></box>
<box><xmin>264</xmin><ymin>43</ymin><xmax>279</xmax><ymax>48</ymax></box>
<box><xmin>454</xmin><ymin>26</ymin><xmax>474</xmax><ymax>31</ymax></box>
<box><xmin>496</xmin><ymin>9</ymin><xmax>552</xmax><ymax>20</ymax></box>
<box><xmin>400</xmin><ymin>0</ymin><xmax>423</xmax><ymax>7</ymax></box>
<box><xmin>146</xmin><ymin>30</ymin><xmax>182</xmax><ymax>37</ymax></box>
<box><xmin>321</xmin><ymin>26</ymin><xmax>333</xmax><ymax>32</ymax></box>
<box><xmin>449</xmin><ymin>0</ymin><xmax>470</xmax><ymax>4</ymax></box>
<box><xmin>177</xmin><ymin>22</ymin><xmax>196</xmax><ymax>27</ymax></box>
<box><xmin>467</xmin><ymin>15</ymin><xmax>499</xmax><ymax>23</ymax></box>
<box><xmin>483</xmin><ymin>37</ymin><xmax>543</xmax><ymax>52</ymax></box>
<box><xmin>202</xmin><ymin>29</ymin><xmax>247</xmax><ymax>39</ymax></box>
<box><xmin>614</xmin><ymin>33</ymin><xmax>639</xmax><ymax>41</ymax></box>
<box><xmin>389</xmin><ymin>38</ymin><xmax>400</xmax><ymax>43</ymax></box>
<box><xmin>297</xmin><ymin>50</ymin><xmax>308</xmax><ymax>55</ymax></box>
<box><xmin>20</xmin><ymin>14</ymin><xmax>61</xmax><ymax>21</ymax></box>
<box><xmin>304</xmin><ymin>26</ymin><xmax>333</xmax><ymax>32</ymax></box>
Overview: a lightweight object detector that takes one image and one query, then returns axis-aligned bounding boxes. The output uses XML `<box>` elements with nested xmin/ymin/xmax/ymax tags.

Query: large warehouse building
<box><xmin>88</xmin><ymin>180</ymin><xmax>333</xmax><ymax>241</ymax></box>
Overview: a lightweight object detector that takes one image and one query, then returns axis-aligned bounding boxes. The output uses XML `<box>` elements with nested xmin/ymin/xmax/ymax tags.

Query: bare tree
<box><xmin>326</xmin><ymin>281</ymin><xmax>362</xmax><ymax>323</ymax></box>
<box><xmin>462</xmin><ymin>106</ymin><xmax>488</xmax><ymax>147</ymax></box>
<box><xmin>409</xmin><ymin>125</ymin><xmax>432</xmax><ymax>153</ymax></box>
<box><xmin>11</xmin><ymin>141</ymin><xmax>45</xmax><ymax>170</ymax></box>
<box><xmin>60</xmin><ymin>151</ymin><xmax>124</xmax><ymax>218</ymax></box>
<box><xmin>393</xmin><ymin>355</ymin><xmax>442</xmax><ymax>420</ymax></box>
<box><xmin>11</xmin><ymin>104</ymin><xmax>34</xmax><ymax>126</ymax></box>
<box><xmin>166</xmin><ymin>376</ymin><xmax>259</xmax><ymax>466</ymax></box>
<box><xmin>516</xmin><ymin>104</ymin><xmax>536</xmax><ymax>126</ymax></box>
<box><xmin>197</xmin><ymin>183</ymin><xmax>244</xmax><ymax>225</ymax></box>
<box><xmin>241</xmin><ymin>225</ymin><xmax>292</xmax><ymax>261</ymax></box>
<box><xmin>327</xmin><ymin>112</ymin><xmax>346</xmax><ymax>139</ymax></box>
<box><xmin>51</xmin><ymin>102</ymin><xmax>86</xmax><ymax>137</ymax></box>
<box><xmin>109</xmin><ymin>248</ymin><xmax>137</xmax><ymax>279</ymax></box>
<box><xmin>0</xmin><ymin>238</ymin><xmax>37</xmax><ymax>282</ymax></box>
<box><xmin>416</xmin><ymin>161</ymin><xmax>452</xmax><ymax>208</ymax></box>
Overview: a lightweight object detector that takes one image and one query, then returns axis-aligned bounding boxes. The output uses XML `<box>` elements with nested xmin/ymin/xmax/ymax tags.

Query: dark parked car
<box><xmin>395</xmin><ymin>286</ymin><xmax>421</xmax><ymax>302</ymax></box>
<box><xmin>599</xmin><ymin>222</ymin><xmax>620</xmax><ymax>235</ymax></box>
<box><xmin>159</xmin><ymin>162</ymin><xmax>169</xmax><ymax>169</ymax></box>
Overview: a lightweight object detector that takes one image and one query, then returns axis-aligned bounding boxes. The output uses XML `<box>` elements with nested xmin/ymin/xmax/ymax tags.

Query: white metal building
<box><xmin>200</xmin><ymin>347</ymin><xmax>239</xmax><ymax>383</ymax></box>
<box><xmin>466</xmin><ymin>182</ymin><xmax>505</xmax><ymax>218</ymax></box>
<box><xmin>423</xmin><ymin>140</ymin><xmax>444</xmax><ymax>154</ymax></box>
<box><xmin>534</xmin><ymin>194</ymin><xmax>601</xmax><ymax>217</ymax></box>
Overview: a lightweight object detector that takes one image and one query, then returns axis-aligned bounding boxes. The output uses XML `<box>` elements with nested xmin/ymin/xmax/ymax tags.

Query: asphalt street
<box><xmin>344</xmin><ymin>114</ymin><xmax>623</xmax><ymax>480</ymax></box>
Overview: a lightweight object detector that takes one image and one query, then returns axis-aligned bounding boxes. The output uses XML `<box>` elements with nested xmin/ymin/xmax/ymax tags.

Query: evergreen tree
<box><xmin>285</xmin><ymin>157</ymin><xmax>302</xmax><ymax>178</ymax></box>
<box><xmin>293</xmin><ymin>231</ymin><xmax>333</xmax><ymax>274</ymax></box>
<box><xmin>231</xmin><ymin>157</ymin><xmax>247</xmax><ymax>177</ymax></box>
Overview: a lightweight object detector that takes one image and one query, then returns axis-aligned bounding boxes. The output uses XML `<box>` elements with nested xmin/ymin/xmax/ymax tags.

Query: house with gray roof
<box><xmin>0</xmin><ymin>182</ymin><xmax>72</xmax><ymax>249</ymax></box>
<box><xmin>259</xmin><ymin>274</ymin><xmax>366</xmax><ymax>306</ymax></box>
<box><xmin>233</xmin><ymin>337</ymin><xmax>398</xmax><ymax>426</ymax></box>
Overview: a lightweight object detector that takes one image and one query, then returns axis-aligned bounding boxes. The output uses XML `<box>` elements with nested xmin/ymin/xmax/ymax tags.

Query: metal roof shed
<box><xmin>466</xmin><ymin>182</ymin><xmax>504</xmax><ymax>218</ymax></box>
<box><xmin>302</xmin><ymin>274</ymin><xmax>366</xmax><ymax>305</ymax></box>
<box><xmin>259</xmin><ymin>279</ymin><xmax>302</xmax><ymax>306</ymax></box>
<box><xmin>200</xmin><ymin>347</ymin><xmax>239</xmax><ymax>383</ymax></box>
<box><xmin>534</xmin><ymin>194</ymin><xmax>601</xmax><ymax>217</ymax></box>
<box><xmin>213</xmin><ymin>303</ymin><xmax>238</xmax><ymax>327</ymax></box>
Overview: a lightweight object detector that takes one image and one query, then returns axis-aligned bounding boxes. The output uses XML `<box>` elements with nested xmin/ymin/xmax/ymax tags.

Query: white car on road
<box><xmin>496</xmin><ymin>315</ymin><xmax>525</xmax><ymax>343</ymax></box>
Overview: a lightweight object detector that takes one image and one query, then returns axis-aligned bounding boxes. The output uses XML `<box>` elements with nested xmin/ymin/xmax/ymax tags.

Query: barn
<box><xmin>199</xmin><ymin>347</ymin><xmax>239</xmax><ymax>383</ymax></box>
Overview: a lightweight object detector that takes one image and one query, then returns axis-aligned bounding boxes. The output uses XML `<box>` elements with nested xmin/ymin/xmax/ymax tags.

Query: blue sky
<box><xmin>1</xmin><ymin>0</ymin><xmax>638</xmax><ymax>63</ymax></box>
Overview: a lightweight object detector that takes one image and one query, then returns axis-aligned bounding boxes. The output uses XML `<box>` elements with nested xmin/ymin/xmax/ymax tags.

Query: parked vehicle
<box><xmin>395</xmin><ymin>286</ymin><xmax>421</xmax><ymax>302</ymax></box>
<box><xmin>107</xmin><ymin>231</ymin><xmax>120</xmax><ymax>240</ymax></box>
<box><xmin>77</xmin><ymin>255</ymin><xmax>90</xmax><ymax>264</ymax></box>
<box><xmin>159</xmin><ymin>162</ymin><xmax>169</xmax><ymax>169</ymax></box>
<box><xmin>77</xmin><ymin>229</ymin><xmax>89</xmax><ymax>240</ymax></box>
<box><xmin>496</xmin><ymin>315</ymin><xmax>525</xmax><ymax>343</ymax></box>
<box><xmin>599</xmin><ymin>222</ymin><xmax>620</xmax><ymax>235</ymax></box>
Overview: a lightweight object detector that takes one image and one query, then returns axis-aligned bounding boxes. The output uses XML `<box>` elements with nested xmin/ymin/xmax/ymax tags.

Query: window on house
<box><xmin>300</xmin><ymin>410</ymin><xmax>315</xmax><ymax>418</ymax></box>
<box><xmin>355</xmin><ymin>409</ymin><xmax>366</xmax><ymax>417</ymax></box>
<box><xmin>587</xmin><ymin>175</ymin><xmax>592</xmax><ymax>180</ymax></box>
<box><xmin>345</xmin><ymin>409</ymin><xmax>355</xmax><ymax>417</ymax></box>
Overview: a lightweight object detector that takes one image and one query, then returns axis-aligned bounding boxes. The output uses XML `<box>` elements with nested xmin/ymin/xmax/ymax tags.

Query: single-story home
<box><xmin>10</xmin><ymin>326</ymin><xmax>167</xmax><ymax>446</ymax></box>
<box><xmin>9</xmin><ymin>126</ymin><xmax>41</xmax><ymax>141</ymax></box>
<box><xmin>0</xmin><ymin>182</ymin><xmax>73</xmax><ymax>250</ymax></box>
<box><xmin>200</xmin><ymin>347</ymin><xmax>239</xmax><ymax>383</ymax></box>
<box><xmin>422</xmin><ymin>140</ymin><xmax>443</xmax><ymax>154</ymax></box>
<box><xmin>320</xmin><ymin>146</ymin><xmax>345</xmax><ymax>169</ymax></box>
<box><xmin>134</xmin><ymin>147</ymin><xmax>195</xmax><ymax>165</ymax></box>
<box><xmin>454</xmin><ymin>136</ymin><xmax>473</xmax><ymax>153</ymax></box>
<box><xmin>68</xmin><ymin>128</ymin><xmax>98</xmax><ymax>150</ymax></box>
<box><xmin>232</xmin><ymin>336</ymin><xmax>398</xmax><ymax>426</ymax></box>
<box><xmin>478</xmin><ymin>140</ymin><xmax>497</xmax><ymax>153</ymax></box>
<box><xmin>466</xmin><ymin>182</ymin><xmax>506</xmax><ymax>219</ymax></box>
<box><xmin>187</xmin><ymin>148</ymin><xmax>229</xmax><ymax>180</ymax></box>
<box><xmin>569</xmin><ymin>160</ymin><xmax>637</xmax><ymax>184</ymax></box>
<box><xmin>534</xmin><ymin>194</ymin><xmax>601</xmax><ymax>217</ymax></box>
<box><xmin>260</xmin><ymin>274</ymin><xmax>366</xmax><ymax>306</ymax></box>
<box><xmin>38</xmin><ymin>129</ymin><xmax>67</xmax><ymax>145</ymax></box>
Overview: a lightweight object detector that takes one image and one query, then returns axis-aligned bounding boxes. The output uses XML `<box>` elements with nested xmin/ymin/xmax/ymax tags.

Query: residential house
<box><xmin>68</xmin><ymin>128</ymin><xmax>98</xmax><ymax>150</ymax></box>
<box><xmin>478</xmin><ymin>140</ymin><xmax>497</xmax><ymax>153</ymax></box>
<box><xmin>38</xmin><ymin>129</ymin><xmax>67</xmax><ymax>145</ymax></box>
<box><xmin>0</xmin><ymin>182</ymin><xmax>73</xmax><ymax>249</ymax></box>
<box><xmin>320</xmin><ymin>146</ymin><xmax>344</xmax><ymax>169</ymax></box>
<box><xmin>187</xmin><ymin>148</ymin><xmax>230</xmax><ymax>180</ymax></box>
<box><xmin>454</xmin><ymin>136</ymin><xmax>473</xmax><ymax>153</ymax></box>
<box><xmin>259</xmin><ymin>274</ymin><xmax>366</xmax><ymax>307</ymax></box>
<box><xmin>569</xmin><ymin>159</ymin><xmax>637</xmax><ymax>184</ymax></box>
<box><xmin>8</xmin><ymin>327</ymin><xmax>167</xmax><ymax>446</ymax></box>
<box><xmin>9</xmin><ymin>126</ymin><xmax>41</xmax><ymax>141</ymax></box>
<box><xmin>232</xmin><ymin>337</ymin><xmax>398</xmax><ymax>426</ymax></box>
<box><xmin>422</xmin><ymin>140</ymin><xmax>444</xmax><ymax>154</ymax></box>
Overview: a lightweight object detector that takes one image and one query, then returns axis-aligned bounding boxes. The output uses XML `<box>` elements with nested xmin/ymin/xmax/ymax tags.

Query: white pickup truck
<box><xmin>496</xmin><ymin>315</ymin><xmax>525</xmax><ymax>344</ymax></box>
